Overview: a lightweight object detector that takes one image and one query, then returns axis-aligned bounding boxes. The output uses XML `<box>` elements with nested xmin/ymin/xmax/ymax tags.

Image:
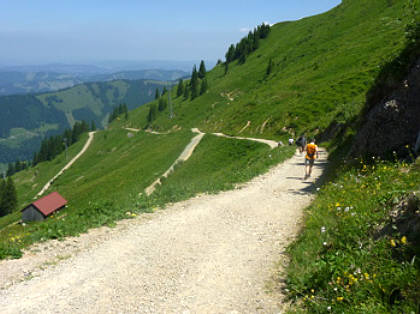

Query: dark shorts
<box><xmin>305</xmin><ymin>158</ymin><xmax>315</xmax><ymax>166</ymax></box>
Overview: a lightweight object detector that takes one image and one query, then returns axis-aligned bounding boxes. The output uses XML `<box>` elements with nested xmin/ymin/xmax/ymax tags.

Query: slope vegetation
<box><xmin>0</xmin><ymin>79</ymin><xmax>167</xmax><ymax>163</ymax></box>
<box><xmin>118</xmin><ymin>0</ymin><xmax>410</xmax><ymax>143</ymax></box>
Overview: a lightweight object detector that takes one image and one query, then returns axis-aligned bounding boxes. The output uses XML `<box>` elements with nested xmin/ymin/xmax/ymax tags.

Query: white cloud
<box><xmin>239</xmin><ymin>27</ymin><xmax>250</xmax><ymax>33</ymax></box>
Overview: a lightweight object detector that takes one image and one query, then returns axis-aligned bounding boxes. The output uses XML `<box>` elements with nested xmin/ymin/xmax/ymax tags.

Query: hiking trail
<box><xmin>36</xmin><ymin>131</ymin><xmax>96</xmax><ymax>198</ymax></box>
<box><xmin>0</xmin><ymin>148</ymin><xmax>327</xmax><ymax>313</ymax></box>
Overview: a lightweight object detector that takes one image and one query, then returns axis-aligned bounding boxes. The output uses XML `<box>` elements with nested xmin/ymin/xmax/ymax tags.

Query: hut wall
<box><xmin>22</xmin><ymin>205</ymin><xmax>45</xmax><ymax>222</ymax></box>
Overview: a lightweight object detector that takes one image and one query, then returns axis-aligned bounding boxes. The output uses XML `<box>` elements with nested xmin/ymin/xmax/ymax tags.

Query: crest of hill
<box><xmin>117</xmin><ymin>0</ymin><xmax>410</xmax><ymax>146</ymax></box>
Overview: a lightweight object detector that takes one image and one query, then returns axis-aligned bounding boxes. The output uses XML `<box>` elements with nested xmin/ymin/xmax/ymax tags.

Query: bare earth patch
<box><xmin>0</xmin><ymin>150</ymin><xmax>327</xmax><ymax>313</ymax></box>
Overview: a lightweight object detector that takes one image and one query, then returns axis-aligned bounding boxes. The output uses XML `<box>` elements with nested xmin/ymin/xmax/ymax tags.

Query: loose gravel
<box><xmin>0</xmin><ymin>149</ymin><xmax>327</xmax><ymax>313</ymax></box>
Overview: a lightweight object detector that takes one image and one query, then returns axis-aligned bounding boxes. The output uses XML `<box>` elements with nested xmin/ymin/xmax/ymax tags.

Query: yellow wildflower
<box><xmin>337</xmin><ymin>297</ymin><xmax>344</xmax><ymax>302</ymax></box>
<box><xmin>364</xmin><ymin>273</ymin><xmax>369</xmax><ymax>280</ymax></box>
<box><xmin>401</xmin><ymin>236</ymin><xmax>407</xmax><ymax>245</ymax></box>
<box><xmin>390</xmin><ymin>239</ymin><xmax>396</xmax><ymax>247</ymax></box>
<box><xmin>336</xmin><ymin>202</ymin><xmax>340</xmax><ymax>207</ymax></box>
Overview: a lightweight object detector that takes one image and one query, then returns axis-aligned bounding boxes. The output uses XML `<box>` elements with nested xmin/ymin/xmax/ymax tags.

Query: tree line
<box><xmin>108</xmin><ymin>103</ymin><xmax>128</xmax><ymax>124</ymax></box>
<box><xmin>225</xmin><ymin>23</ymin><xmax>271</xmax><ymax>66</ymax></box>
<box><xmin>0</xmin><ymin>177</ymin><xmax>17</xmax><ymax>217</ymax></box>
<box><xmin>32</xmin><ymin>120</ymin><xmax>94</xmax><ymax>166</ymax></box>
<box><xmin>147</xmin><ymin>60</ymin><xmax>208</xmax><ymax>125</ymax></box>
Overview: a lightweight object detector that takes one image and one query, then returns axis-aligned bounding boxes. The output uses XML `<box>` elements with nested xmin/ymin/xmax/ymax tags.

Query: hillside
<box><xmin>0</xmin><ymin>79</ymin><xmax>169</xmax><ymax>164</ymax></box>
<box><xmin>0</xmin><ymin>0</ymin><xmax>419</xmax><ymax>312</ymax></box>
<box><xmin>120</xmin><ymin>0</ymin><xmax>411</xmax><ymax>146</ymax></box>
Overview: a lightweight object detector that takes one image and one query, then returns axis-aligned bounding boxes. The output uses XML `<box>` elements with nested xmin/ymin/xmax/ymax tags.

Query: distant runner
<box><xmin>296</xmin><ymin>135</ymin><xmax>306</xmax><ymax>153</ymax></box>
<box><xmin>304</xmin><ymin>138</ymin><xmax>319</xmax><ymax>179</ymax></box>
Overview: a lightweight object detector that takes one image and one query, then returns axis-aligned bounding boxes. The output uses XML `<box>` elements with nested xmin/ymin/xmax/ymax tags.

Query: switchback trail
<box><xmin>0</xmin><ymin>149</ymin><xmax>327</xmax><ymax>313</ymax></box>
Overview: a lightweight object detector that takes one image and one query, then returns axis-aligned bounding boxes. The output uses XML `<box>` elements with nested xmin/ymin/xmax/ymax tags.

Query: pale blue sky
<box><xmin>0</xmin><ymin>0</ymin><xmax>341</xmax><ymax>65</ymax></box>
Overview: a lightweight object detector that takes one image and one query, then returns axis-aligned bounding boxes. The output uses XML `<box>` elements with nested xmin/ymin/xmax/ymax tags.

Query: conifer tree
<box><xmin>190</xmin><ymin>65</ymin><xmax>198</xmax><ymax>86</ymax></box>
<box><xmin>147</xmin><ymin>104</ymin><xmax>157</xmax><ymax>123</ymax></box>
<box><xmin>158</xmin><ymin>97</ymin><xmax>167</xmax><ymax>112</ymax></box>
<box><xmin>190</xmin><ymin>79</ymin><xmax>199</xmax><ymax>100</ymax></box>
<box><xmin>224</xmin><ymin>62</ymin><xmax>229</xmax><ymax>75</ymax></box>
<box><xmin>183</xmin><ymin>85</ymin><xmax>190</xmax><ymax>100</ymax></box>
<box><xmin>91</xmin><ymin>120</ymin><xmax>96</xmax><ymax>131</ymax></box>
<box><xmin>266</xmin><ymin>58</ymin><xmax>273</xmax><ymax>76</ymax></box>
<box><xmin>190</xmin><ymin>65</ymin><xmax>199</xmax><ymax>99</ymax></box>
<box><xmin>200</xmin><ymin>78</ymin><xmax>208</xmax><ymax>95</ymax></box>
<box><xmin>155</xmin><ymin>88</ymin><xmax>160</xmax><ymax>100</ymax></box>
<box><xmin>0</xmin><ymin>177</ymin><xmax>5</xmax><ymax>217</ymax></box>
<box><xmin>6</xmin><ymin>163</ymin><xmax>14</xmax><ymax>177</ymax></box>
<box><xmin>176</xmin><ymin>79</ymin><xmax>184</xmax><ymax>97</ymax></box>
<box><xmin>198</xmin><ymin>60</ymin><xmax>206</xmax><ymax>79</ymax></box>
<box><xmin>225</xmin><ymin>44</ymin><xmax>235</xmax><ymax>63</ymax></box>
<box><xmin>161</xmin><ymin>87</ymin><xmax>168</xmax><ymax>96</ymax></box>
<box><xmin>0</xmin><ymin>177</ymin><xmax>17</xmax><ymax>216</ymax></box>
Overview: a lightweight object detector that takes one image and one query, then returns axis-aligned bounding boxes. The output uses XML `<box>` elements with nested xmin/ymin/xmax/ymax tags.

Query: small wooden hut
<box><xmin>21</xmin><ymin>192</ymin><xmax>67</xmax><ymax>222</ymax></box>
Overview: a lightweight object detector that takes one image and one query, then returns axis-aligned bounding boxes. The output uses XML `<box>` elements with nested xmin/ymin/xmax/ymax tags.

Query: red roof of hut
<box><xmin>30</xmin><ymin>192</ymin><xmax>67</xmax><ymax>216</ymax></box>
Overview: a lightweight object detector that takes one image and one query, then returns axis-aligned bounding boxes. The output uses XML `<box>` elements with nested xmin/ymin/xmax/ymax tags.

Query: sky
<box><xmin>0</xmin><ymin>0</ymin><xmax>341</xmax><ymax>66</ymax></box>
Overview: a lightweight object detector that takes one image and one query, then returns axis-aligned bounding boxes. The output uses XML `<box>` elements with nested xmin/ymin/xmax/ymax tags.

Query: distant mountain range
<box><xmin>0</xmin><ymin>69</ymin><xmax>188</xmax><ymax>96</ymax></box>
<box><xmin>0</xmin><ymin>78</ymin><xmax>172</xmax><ymax>164</ymax></box>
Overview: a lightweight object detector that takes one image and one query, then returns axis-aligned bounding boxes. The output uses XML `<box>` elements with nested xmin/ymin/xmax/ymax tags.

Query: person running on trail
<box><xmin>304</xmin><ymin>138</ymin><xmax>319</xmax><ymax>179</ymax></box>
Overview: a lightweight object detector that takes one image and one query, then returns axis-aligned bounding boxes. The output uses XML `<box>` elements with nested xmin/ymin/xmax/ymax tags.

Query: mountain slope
<box><xmin>0</xmin><ymin>79</ymin><xmax>168</xmax><ymax>163</ymax></box>
<box><xmin>121</xmin><ymin>0</ymin><xmax>410</xmax><ymax>142</ymax></box>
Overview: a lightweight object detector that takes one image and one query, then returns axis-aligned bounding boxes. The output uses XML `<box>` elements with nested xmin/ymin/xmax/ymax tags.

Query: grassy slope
<box><xmin>117</xmin><ymin>0</ymin><xmax>408</xmax><ymax>142</ymax></box>
<box><xmin>286</xmin><ymin>159</ymin><xmax>420</xmax><ymax>313</ymax></box>
<box><xmin>146</xmin><ymin>135</ymin><xmax>295</xmax><ymax>207</ymax></box>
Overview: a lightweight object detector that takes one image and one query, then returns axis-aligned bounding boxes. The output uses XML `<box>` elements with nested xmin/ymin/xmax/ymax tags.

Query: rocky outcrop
<box><xmin>351</xmin><ymin>58</ymin><xmax>420</xmax><ymax>158</ymax></box>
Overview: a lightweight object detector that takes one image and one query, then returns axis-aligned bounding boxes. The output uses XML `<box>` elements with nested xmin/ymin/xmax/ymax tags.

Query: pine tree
<box><xmin>6</xmin><ymin>163</ymin><xmax>14</xmax><ymax>177</ymax></box>
<box><xmin>158</xmin><ymin>98</ymin><xmax>167</xmax><ymax>112</ymax></box>
<box><xmin>147</xmin><ymin>104</ymin><xmax>157</xmax><ymax>123</ymax></box>
<box><xmin>161</xmin><ymin>87</ymin><xmax>168</xmax><ymax>96</ymax></box>
<box><xmin>266</xmin><ymin>58</ymin><xmax>273</xmax><ymax>76</ymax></box>
<box><xmin>183</xmin><ymin>85</ymin><xmax>190</xmax><ymax>99</ymax></box>
<box><xmin>190</xmin><ymin>65</ymin><xmax>198</xmax><ymax>86</ymax></box>
<box><xmin>239</xmin><ymin>53</ymin><xmax>246</xmax><ymax>64</ymax></box>
<box><xmin>190</xmin><ymin>79</ymin><xmax>199</xmax><ymax>100</ymax></box>
<box><xmin>91</xmin><ymin>120</ymin><xmax>96</xmax><ymax>131</ymax></box>
<box><xmin>198</xmin><ymin>60</ymin><xmax>206</xmax><ymax>79</ymax></box>
<box><xmin>0</xmin><ymin>177</ymin><xmax>5</xmax><ymax>217</ymax></box>
<box><xmin>155</xmin><ymin>88</ymin><xmax>160</xmax><ymax>100</ymax></box>
<box><xmin>0</xmin><ymin>177</ymin><xmax>17</xmax><ymax>216</ymax></box>
<box><xmin>225</xmin><ymin>44</ymin><xmax>235</xmax><ymax>63</ymax></box>
<box><xmin>200</xmin><ymin>78</ymin><xmax>208</xmax><ymax>95</ymax></box>
<box><xmin>224</xmin><ymin>62</ymin><xmax>229</xmax><ymax>75</ymax></box>
<box><xmin>176</xmin><ymin>79</ymin><xmax>184</xmax><ymax>97</ymax></box>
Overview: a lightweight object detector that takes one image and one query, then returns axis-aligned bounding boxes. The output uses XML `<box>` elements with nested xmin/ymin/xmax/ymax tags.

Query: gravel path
<box><xmin>211</xmin><ymin>132</ymin><xmax>278</xmax><ymax>149</ymax></box>
<box><xmin>145</xmin><ymin>129</ymin><xmax>205</xmax><ymax>195</ymax></box>
<box><xmin>36</xmin><ymin>131</ymin><xmax>96</xmax><ymax>197</ymax></box>
<box><xmin>0</xmin><ymin>149</ymin><xmax>327</xmax><ymax>313</ymax></box>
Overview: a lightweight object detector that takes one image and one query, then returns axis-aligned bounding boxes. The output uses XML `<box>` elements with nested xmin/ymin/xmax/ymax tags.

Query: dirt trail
<box><xmin>212</xmin><ymin>132</ymin><xmax>278</xmax><ymax>149</ymax></box>
<box><xmin>0</xmin><ymin>149</ymin><xmax>327</xmax><ymax>313</ymax></box>
<box><xmin>145</xmin><ymin>129</ymin><xmax>205</xmax><ymax>195</ymax></box>
<box><xmin>36</xmin><ymin>131</ymin><xmax>96</xmax><ymax>197</ymax></box>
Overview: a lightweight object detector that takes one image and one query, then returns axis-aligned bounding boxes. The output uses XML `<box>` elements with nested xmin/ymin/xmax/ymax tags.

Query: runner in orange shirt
<box><xmin>304</xmin><ymin>139</ymin><xmax>319</xmax><ymax>179</ymax></box>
